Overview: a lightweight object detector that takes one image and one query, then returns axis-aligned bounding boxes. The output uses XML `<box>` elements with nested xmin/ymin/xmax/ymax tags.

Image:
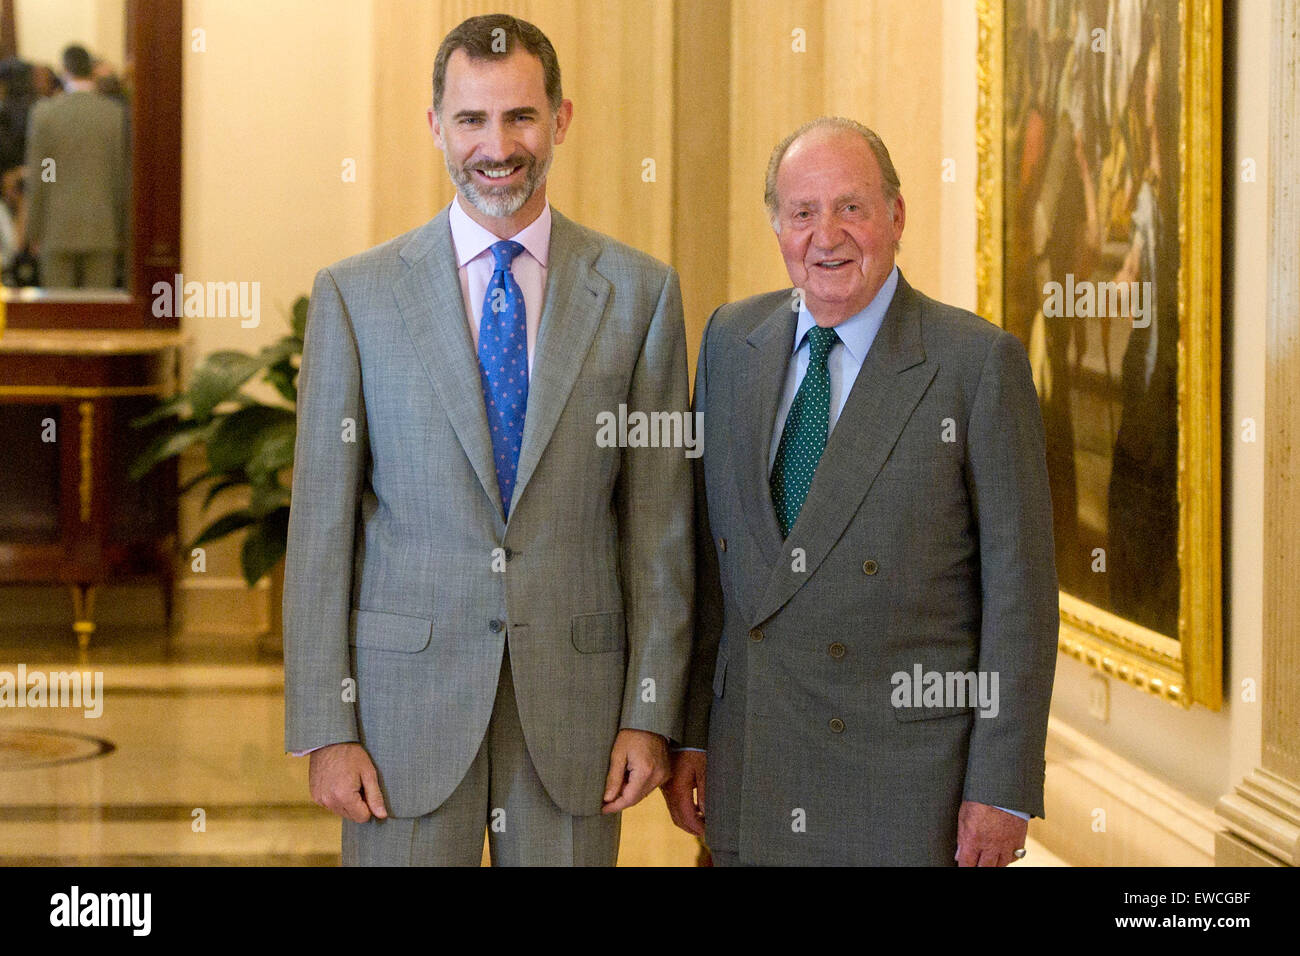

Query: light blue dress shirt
<box><xmin>768</xmin><ymin>266</ymin><xmax>899</xmax><ymax>474</ymax></box>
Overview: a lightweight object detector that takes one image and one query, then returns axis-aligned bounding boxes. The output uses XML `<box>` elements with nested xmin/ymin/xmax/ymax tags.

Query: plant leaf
<box><xmin>178</xmin><ymin>468</ymin><xmax>217</xmax><ymax>495</ymax></box>
<box><xmin>188</xmin><ymin>340</ymin><xmax>299</xmax><ymax>419</ymax></box>
<box><xmin>245</xmin><ymin>421</ymin><xmax>297</xmax><ymax>481</ymax></box>
<box><xmin>240</xmin><ymin>507</ymin><xmax>289</xmax><ymax>586</ymax></box>
<box><xmin>130</xmin><ymin>394</ymin><xmax>190</xmax><ymax>429</ymax></box>
<box><xmin>265</xmin><ymin>356</ymin><xmax>298</xmax><ymax>404</ymax></box>
<box><xmin>188</xmin><ymin>351</ymin><xmax>270</xmax><ymax>420</ymax></box>
<box><xmin>291</xmin><ymin>295</ymin><xmax>309</xmax><ymax>340</ymax></box>
<box><xmin>201</xmin><ymin>476</ymin><xmax>246</xmax><ymax>511</ymax></box>
<box><xmin>248</xmin><ymin>480</ymin><xmax>291</xmax><ymax>517</ymax></box>
<box><xmin>206</xmin><ymin>405</ymin><xmax>296</xmax><ymax>473</ymax></box>
<box><xmin>129</xmin><ymin>421</ymin><xmax>214</xmax><ymax>481</ymax></box>
<box><xmin>188</xmin><ymin>509</ymin><xmax>256</xmax><ymax>551</ymax></box>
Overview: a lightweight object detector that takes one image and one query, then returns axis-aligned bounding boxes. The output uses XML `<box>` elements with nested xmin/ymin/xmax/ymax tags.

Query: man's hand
<box><xmin>308</xmin><ymin>742</ymin><xmax>388</xmax><ymax>824</ymax></box>
<box><xmin>955</xmin><ymin>800</ymin><xmax>1028</xmax><ymax>866</ymax></box>
<box><xmin>660</xmin><ymin>749</ymin><xmax>706</xmax><ymax>836</ymax></box>
<box><xmin>601</xmin><ymin>729</ymin><xmax>670</xmax><ymax>814</ymax></box>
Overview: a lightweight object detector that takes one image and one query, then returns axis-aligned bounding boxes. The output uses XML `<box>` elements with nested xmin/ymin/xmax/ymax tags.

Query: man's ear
<box><xmin>552</xmin><ymin>98</ymin><xmax>574</xmax><ymax>146</ymax></box>
<box><xmin>892</xmin><ymin>193</ymin><xmax>906</xmax><ymax>237</ymax></box>
<box><xmin>428</xmin><ymin>107</ymin><xmax>445</xmax><ymax>151</ymax></box>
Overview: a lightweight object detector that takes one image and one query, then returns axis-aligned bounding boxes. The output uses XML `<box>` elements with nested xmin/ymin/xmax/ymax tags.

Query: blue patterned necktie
<box><xmin>477</xmin><ymin>239</ymin><xmax>528</xmax><ymax>518</ymax></box>
<box><xmin>770</xmin><ymin>325</ymin><xmax>839</xmax><ymax>538</ymax></box>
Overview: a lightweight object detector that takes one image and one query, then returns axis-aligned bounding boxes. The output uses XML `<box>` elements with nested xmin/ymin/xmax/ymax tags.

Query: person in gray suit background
<box><xmin>662</xmin><ymin>118</ymin><xmax>1059</xmax><ymax>866</ymax></box>
<box><xmin>284</xmin><ymin>14</ymin><xmax>693</xmax><ymax>866</ymax></box>
<box><xmin>24</xmin><ymin>44</ymin><xmax>126</xmax><ymax>289</ymax></box>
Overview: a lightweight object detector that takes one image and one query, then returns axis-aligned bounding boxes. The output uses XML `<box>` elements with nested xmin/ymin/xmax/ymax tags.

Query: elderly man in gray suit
<box><xmin>284</xmin><ymin>14</ymin><xmax>693</xmax><ymax>866</ymax></box>
<box><xmin>662</xmin><ymin>118</ymin><xmax>1058</xmax><ymax>866</ymax></box>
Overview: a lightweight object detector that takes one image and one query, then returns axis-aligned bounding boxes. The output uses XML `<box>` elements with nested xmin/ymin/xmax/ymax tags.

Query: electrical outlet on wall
<box><xmin>1087</xmin><ymin>673</ymin><xmax>1110</xmax><ymax>723</ymax></box>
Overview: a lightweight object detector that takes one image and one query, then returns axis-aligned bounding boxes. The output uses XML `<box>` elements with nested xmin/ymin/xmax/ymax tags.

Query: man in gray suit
<box><xmin>662</xmin><ymin>118</ymin><xmax>1058</xmax><ymax>866</ymax></box>
<box><xmin>284</xmin><ymin>14</ymin><xmax>693</xmax><ymax>866</ymax></box>
<box><xmin>24</xmin><ymin>44</ymin><xmax>127</xmax><ymax>289</ymax></box>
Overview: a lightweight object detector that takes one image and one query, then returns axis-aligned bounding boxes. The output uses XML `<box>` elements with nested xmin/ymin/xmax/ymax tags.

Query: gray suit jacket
<box><xmin>284</xmin><ymin>206</ymin><xmax>694</xmax><ymax>818</ymax></box>
<box><xmin>683</xmin><ymin>273</ymin><xmax>1058</xmax><ymax>865</ymax></box>
<box><xmin>25</xmin><ymin>92</ymin><xmax>127</xmax><ymax>253</ymax></box>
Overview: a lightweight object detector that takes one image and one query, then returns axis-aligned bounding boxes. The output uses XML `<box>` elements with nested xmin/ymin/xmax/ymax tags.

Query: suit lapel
<box><xmin>393</xmin><ymin>208</ymin><xmax>503</xmax><ymax>522</ymax></box>
<box><xmin>751</xmin><ymin>275</ymin><xmax>937</xmax><ymax>625</ymax></box>
<box><xmin>734</xmin><ymin>297</ymin><xmax>799</xmax><ymax>571</ymax></box>
<box><xmin>509</xmin><ymin>208</ymin><xmax>611</xmax><ymax>516</ymax></box>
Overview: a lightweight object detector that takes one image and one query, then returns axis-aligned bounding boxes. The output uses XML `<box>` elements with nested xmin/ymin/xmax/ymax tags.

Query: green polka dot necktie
<box><xmin>770</xmin><ymin>325</ymin><xmax>839</xmax><ymax>538</ymax></box>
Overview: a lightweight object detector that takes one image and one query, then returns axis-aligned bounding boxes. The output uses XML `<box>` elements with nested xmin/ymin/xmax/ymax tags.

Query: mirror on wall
<box><xmin>0</xmin><ymin>0</ymin><xmax>128</xmax><ymax>292</ymax></box>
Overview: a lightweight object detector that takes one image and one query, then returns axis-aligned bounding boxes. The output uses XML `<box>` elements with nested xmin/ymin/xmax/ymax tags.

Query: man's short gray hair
<box><xmin>763</xmin><ymin>117</ymin><xmax>901</xmax><ymax>227</ymax></box>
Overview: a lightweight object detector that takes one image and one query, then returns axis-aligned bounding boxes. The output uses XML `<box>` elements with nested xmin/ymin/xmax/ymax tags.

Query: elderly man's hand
<box><xmin>660</xmin><ymin>749</ymin><xmax>707</xmax><ymax>836</ymax></box>
<box><xmin>309</xmin><ymin>742</ymin><xmax>388</xmax><ymax>824</ymax></box>
<box><xmin>955</xmin><ymin>800</ymin><xmax>1028</xmax><ymax>866</ymax></box>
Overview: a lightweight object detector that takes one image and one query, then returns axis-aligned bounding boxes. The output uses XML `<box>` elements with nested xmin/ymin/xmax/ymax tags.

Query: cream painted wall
<box><xmin>183</xmin><ymin>0</ymin><xmax>374</xmax><ymax>368</ymax></box>
<box><xmin>15</xmin><ymin>0</ymin><xmax>125</xmax><ymax>71</ymax></box>
<box><xmin>175</xmin><ymin>0</ymin><xmax>375</xmax><ymax>589</ymax></box>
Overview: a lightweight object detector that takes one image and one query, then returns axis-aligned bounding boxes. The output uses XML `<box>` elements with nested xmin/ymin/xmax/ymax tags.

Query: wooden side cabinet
<box><xmin>0</xmin><ymin>328</ymin><xmax>184</xmax><ymax>646</ymax></box>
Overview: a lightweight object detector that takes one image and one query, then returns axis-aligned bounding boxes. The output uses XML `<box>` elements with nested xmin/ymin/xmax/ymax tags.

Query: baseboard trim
<box><xmin>1035</xmin><ymin>717</ymin><xmax>1222</xmax><ymax>866</ymax></box>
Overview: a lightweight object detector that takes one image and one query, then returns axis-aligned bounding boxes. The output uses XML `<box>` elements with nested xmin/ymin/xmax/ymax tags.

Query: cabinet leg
<box><xmin>70</xmin><ymin>584</ymin><xmax>96</xmax><ymax>650</ymax></box>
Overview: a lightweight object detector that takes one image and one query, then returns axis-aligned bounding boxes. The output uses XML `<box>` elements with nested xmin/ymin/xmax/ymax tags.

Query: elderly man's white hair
<box><xmin>763</xmin><ymin>117</ymin><xmax>902</xmax><ymax>231</ymax></box>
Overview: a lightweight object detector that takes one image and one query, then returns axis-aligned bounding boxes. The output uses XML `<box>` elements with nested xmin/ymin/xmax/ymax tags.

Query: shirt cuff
<box><xmin>994</xmin><ymin>805</ymin><xmax>1030</xmax><ymax>821</ymax></box>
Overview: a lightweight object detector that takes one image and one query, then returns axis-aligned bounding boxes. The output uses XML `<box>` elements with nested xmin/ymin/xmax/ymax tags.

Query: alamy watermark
<box><xmin>152</xmin><ymin>273</ymin><xmax>261</xmax><ymax>328</ymax></box>
<box><xmin>1042</xmin><ymin>273</ymin><xmax>1151</xmax><ymax>328</ymax></box>
<box><xmin>0</xmin><ymin>665</ymin><xmax>103</xmax><ymax>718</ymax></box>
<box><xmin>595</xmin><ymin>405</ymin><xmax>703</xmax><ymax>459</ymax></box>
<box><xmin>890</xmin><ymin>664</ymin><xmax>999</xmax><ymax>718</ymax></box>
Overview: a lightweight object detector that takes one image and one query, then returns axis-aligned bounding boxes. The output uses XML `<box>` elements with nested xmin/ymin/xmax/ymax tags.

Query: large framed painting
<box><xmin>976</xmin><ymin>0</ymin><xmax>1222</xmax><ymax>708</ymax></box>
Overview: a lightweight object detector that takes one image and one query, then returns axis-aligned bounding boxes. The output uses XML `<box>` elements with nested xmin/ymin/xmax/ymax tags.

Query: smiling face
<box><xmin>429</xmin><ymin>48</ymin><xmax>572</xmax><ymax>236</ymax></box>
<box><xmin>773</xmin><ymin>129</ymin><xmax>905</xmax><ymax>327</ymax></box>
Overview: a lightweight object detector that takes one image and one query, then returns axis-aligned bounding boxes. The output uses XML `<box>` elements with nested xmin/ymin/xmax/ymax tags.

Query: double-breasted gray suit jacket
<box><xmin>283</xmin><ymin>206</ymin><xmax>693</xmax><ymax>819</ymax></box>
<box><xmin>683</xmin><ymin>273</ymin><xmax>1059</xmax><ymax>865</ymax></box>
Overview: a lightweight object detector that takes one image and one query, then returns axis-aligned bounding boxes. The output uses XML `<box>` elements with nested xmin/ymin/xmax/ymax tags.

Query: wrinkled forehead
<box><xmin>777</xmin><ymin>131</ymin><xmax>883</xmax><ymax>200</ymax></box>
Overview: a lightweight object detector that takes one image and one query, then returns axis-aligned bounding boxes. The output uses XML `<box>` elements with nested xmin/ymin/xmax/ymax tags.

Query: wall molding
<box><xmin>1035</xmin><ymin>718</ymin><xmax>1221</xmax><ymax>866</ymax></box>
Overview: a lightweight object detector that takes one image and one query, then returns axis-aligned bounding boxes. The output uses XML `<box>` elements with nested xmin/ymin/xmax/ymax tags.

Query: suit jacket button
<box><xmin>828</xmin><ymin>642</ymin><xmax>846</xmax><ymax>658</ymax></box>
<box><xmin>862</xmin><ymin>559</ymin><xmax>879</xmax><ymax>575</ymax></box>
<box><xmin>719</xmin><ymin>537</ymin><xmax>727</xmax><ymax>552</ymax></box>
<box><xmin>488</xmin><ymin>619</ymin><xmax>503</xmax><ymax>633</ymax></box>
<box><xmin>503</xmin><ymin>548</ymin><xmax>515</xmax><ymax>561</ymax></box>
<box><xmin>829</xmin><ymin>717</ymin><xmax>845</xmax><ymax>733</ymax></box>
<box><xmin>749</xmin><ymin>628</ymin><xmax>764</xmax><ymax>642</ymax></box>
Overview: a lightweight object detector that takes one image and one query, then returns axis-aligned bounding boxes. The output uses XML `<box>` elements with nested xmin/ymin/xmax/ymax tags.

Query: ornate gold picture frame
<box><xmin>976</xmin><ymin>0</ymin><xmax>1222</xmax><ymax>708</ymax></box>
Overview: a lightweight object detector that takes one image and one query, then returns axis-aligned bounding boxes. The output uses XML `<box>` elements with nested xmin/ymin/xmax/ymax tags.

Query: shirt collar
<box><xmin>448</xmin><ymin>194</ymin><xmax>551</xmax><ymax>269</ymax></box>
<box><xmin>792</xmin><ymin>265</ymin><xmax>899</xmax><ymax>362</ymax></box>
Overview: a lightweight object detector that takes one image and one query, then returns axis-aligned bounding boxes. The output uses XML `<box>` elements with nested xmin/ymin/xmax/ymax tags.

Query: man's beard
<box><xmin>448</xmin><ymin>149</ymin><xmax>551</xmax><ymax>219</ymax></box>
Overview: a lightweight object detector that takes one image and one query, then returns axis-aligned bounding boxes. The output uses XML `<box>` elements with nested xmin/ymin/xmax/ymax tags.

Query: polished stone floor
<box><xmin>0</xmin><ymin>614</ymin><xmax>1063</xmax><ymax>867</ymax></box>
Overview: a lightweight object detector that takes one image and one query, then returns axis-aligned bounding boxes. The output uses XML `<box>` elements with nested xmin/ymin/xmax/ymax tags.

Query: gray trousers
<box><xmin>342</xmin><ymin>646</ymin><xmax>621</xmax><ymax>866</ymax></box>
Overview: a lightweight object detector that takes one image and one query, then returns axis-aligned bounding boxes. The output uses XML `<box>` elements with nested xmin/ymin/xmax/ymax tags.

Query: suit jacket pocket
<box><xmin>348</xmin><ymin>608</ymin><xmax>434</xmax><ymax>653</ymax></box>
<box><xmin>892</xmin><ymin>703</ymin><xmax>975</xmax><ymax>721</ymax></box>
<box><xmin>888</xmin><ymin>648</ymin><xmax>981</xmax><ymax>721</ymax></box>
<box><xmin>570</xmin><ymin>611</ymin><xmax>627</xmax><ymax>653</ymax></box>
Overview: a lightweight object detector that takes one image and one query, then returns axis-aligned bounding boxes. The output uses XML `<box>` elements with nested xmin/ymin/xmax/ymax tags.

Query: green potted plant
<box><xmin>130</xmin><ymin>295</ymin><xmax>308</xmax><ymax>649</ymax></box>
